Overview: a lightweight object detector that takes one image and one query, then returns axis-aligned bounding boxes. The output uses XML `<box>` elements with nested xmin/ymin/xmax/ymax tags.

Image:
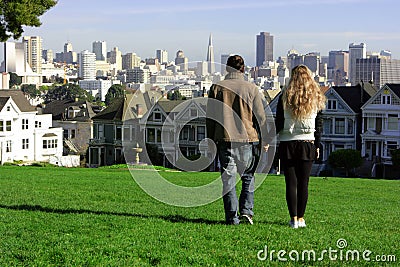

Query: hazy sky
<box><xmin>3</xmin><ymin>0</ymin><xmax>400</xmax><ymax>66</ymax></box>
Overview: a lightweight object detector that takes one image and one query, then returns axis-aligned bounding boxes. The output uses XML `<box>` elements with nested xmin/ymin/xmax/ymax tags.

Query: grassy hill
<box><xmin>0</xmin><ymin>166</ymin><xmax>398</xmax><ymax>266</ymax></box>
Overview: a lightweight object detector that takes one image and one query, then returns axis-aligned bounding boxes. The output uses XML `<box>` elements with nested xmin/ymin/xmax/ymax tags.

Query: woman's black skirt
<box><xmin>279</xmin><ymin>140</ymin><xmax>317</xmax><ymax>161</ymax></box>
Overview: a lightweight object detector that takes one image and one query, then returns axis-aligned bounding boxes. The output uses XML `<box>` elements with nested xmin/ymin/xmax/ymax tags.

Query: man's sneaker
<box><xmin>298</xmin><ymin>220</ymin><xmax>306</xmax><ymax>228</ymax></box>
<box><xmin>240</xmin><ymin>214</ymin><xmax>253</xmax><ymax>225</ymax></box>
<box><xmin>289</xmin><ymin>220</ymin><xmax>298</xmax><ymax>229</ymax></box>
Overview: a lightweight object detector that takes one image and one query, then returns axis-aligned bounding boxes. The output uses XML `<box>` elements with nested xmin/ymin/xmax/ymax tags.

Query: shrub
<box><xmin>328</xmin><ymin>149</ymin><xmax>363</xmax><ymax>177</ymax></box>
<box><xmin>391</xmin><ymin>149</ymin><xmax>400</xmax><ymax>167</ymax></box>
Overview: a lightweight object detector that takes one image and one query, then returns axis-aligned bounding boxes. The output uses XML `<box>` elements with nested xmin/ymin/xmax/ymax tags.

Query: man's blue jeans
<box><xmin>217</xmin><ymin>142</ymin><xmax>256</xmax><ymax>224</ymax></box>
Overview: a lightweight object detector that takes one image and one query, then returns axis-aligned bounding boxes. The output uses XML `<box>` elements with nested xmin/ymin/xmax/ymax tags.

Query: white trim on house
<box><xmin>361</xmin><ymin>85</ymin><xmax>400</xmax><ymax>162</ymax></box>
<box><xmin>0</xmin><ymin>97</ymin><xmax>63</xmax><ymax>164</ymax></box>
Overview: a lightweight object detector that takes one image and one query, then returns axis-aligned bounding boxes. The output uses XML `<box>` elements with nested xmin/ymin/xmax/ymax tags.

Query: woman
<box><xmin>275</xmin><ymin>65</ymin><xmax>326</xmax><ymax>229</ymax></box>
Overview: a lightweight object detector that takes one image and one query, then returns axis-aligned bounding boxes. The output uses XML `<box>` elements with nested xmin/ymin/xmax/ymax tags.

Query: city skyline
<box><xmin>1</xmin><ymin>0</ymin><xmax>400</xmax><ymax>66</ymax></box>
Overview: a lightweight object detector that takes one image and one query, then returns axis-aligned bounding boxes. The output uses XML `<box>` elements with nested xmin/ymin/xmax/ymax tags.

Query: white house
<box><xmin>361</xmin><ymin>83</ymin><xmax>400</xmax><ymax>163</ymax></box>
<box><xmin>321</xmin><ymin>84</ymin><xmax>376</xmax><ymax>162</ymax></box>
<box><xmin>0</xmin><ymin>90</ymin><xmax>63</xmax><ymax>164</ymax></box>
<box><xmin>321</xmin><ymin>87</ymin><xmax>358</xmax><ymax>161</ymax></box>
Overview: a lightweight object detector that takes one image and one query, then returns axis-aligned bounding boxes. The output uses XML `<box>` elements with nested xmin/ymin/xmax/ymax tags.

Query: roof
<box><xmin>264</xmin><ymin>89</ymin><xmax>281</xmax><ymax>103</ymax></box>
<box><xmin>386</xmin><ymin>83</ymin><xmax>400</xmax><ymax>98</ymax></box>
<box><xmin>157</xmin><ymin>99</ymin><xmax>188</xmax><ymax>113</ymax></box>
<box><xmin>0</xmin><ymin>97</ymin><xmax>9</xmax><ymax>110</ymax></box>
<box><xmin>332</xmin><ymin>84</ymin><xmax>373</xmax><ymax>112</ymax></box>
<box><xmin>42</xmin><ymin>99</ymin><xmax>98</xmax><ymax>121</ymax></box>
<box><xmin>320</xmin><ymin>86</ymin><xmax>330</xmax><ymax>94</ymax></box>
<box><xmin>0</xmin><ymin>90</ymin><xmax>36</xmax><ymax>112</ymax></box>
<box><xmin>93</xmin><ymin>97</ymin><xmax>125</xmax><ymax>120</ymax></box>
<box><xmin>93</xmin><ymin>91</ymin><xmax>163</xmax><ymax>121</ymax></box>
<box><xmin>362</xmin><ymin>82</ymin><xmax>378</xmax><ymax>97</ymax></box>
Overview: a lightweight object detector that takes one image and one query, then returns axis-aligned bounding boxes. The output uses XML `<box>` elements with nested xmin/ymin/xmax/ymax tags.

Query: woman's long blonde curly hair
<box><xmin>282</xmin><ymin>65</ymin><xmax>326</xmax><ymax>120</ymax></box>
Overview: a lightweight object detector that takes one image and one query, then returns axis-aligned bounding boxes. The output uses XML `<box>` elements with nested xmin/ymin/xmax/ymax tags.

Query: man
<box><xmin>206</xmin><ymin>55</ymin><xmax>270</xmax><ymax>225</ymax></box>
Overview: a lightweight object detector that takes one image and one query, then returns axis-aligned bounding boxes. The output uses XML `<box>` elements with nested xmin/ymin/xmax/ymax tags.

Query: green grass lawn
<box><xmin>0</xmin><ymin>166</ymin><xmax>398</xmax><ymax>266</ymax></box>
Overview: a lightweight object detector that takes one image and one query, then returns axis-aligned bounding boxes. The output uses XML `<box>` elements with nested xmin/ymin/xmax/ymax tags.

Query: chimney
<box><xmin>2</xmin><ymin>72</ymin><xmax>9</xmax><ymax>89</ymax></box>
<box><xmin>360</xmin><ymin>80</ymin><xmax>364</xmax><ymax>104</ymax></box>
<box><xmin>136</xmin><ymin>104</ymin><xmax>143</xmax><ymax>117</ymax></box>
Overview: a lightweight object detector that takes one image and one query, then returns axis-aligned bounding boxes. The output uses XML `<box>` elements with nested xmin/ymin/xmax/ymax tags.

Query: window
<box><xmin>153</xmin><ymin>112</ymin><xmax>162</xmax><ymax>121</ymax></box>
<box><xmin>197</xmin><ymin>126</ymin><xmax>205</xmax><ymax>141</ymax></box>
<box><xmin>147</xmin><ymin>128</ymin><xmax>155</xmax><ymax>142</ymax></box>
<box><xmin>123</xmin><ymin>126</ymin><xmax>131</xmax><ymax>141</ymax></box>
<box><xmin>335</xmin><ymin>118</ymin><xmax>345</xmax><ymax>134</ymax></box>
<box><xmin>71</xmin><ymin>129</ymin><xmax>76</xmax><ymax>139</ymax></box>
<box><xmin>43</xmin><ymin>139</ymin><xmax>58</xmax><ymax>149</ymax></box>
<box><xmin>93</xmin><ymin>124</ymin><xmax>98</xmax><ymax>139</ymax></box>
<box><xmin>190</xmin><ymin>109</ymin><xmax>198</xmax><ymax>117</ymax></box>
<box><xmin>22</xmin><ymin>119</ymin><xmax>29</xmax><ymax>130</ymax></box>
<box><xmin>388</xmin><ymin>114</ymin><xmax>398</xmax><ymax>130</ymax></box>
<box><xmin>189</xmin><ymin>126</ymin><xmax>195</xmax><ymax>141</ymax></box>
<box><xmin>0</xmin><ymin>121</ymin><xmax>3</xmax><ymax>132</ymax></box>
<box><xmin>6</xmin><ymin>121</ymin><xmax>11</xmax><ymax>131</ymax></box>
<box><xmin>323</xmin><ymin>119</ymin><xmax>332</xmax><ymax>134</ymax></box>
<box><xmin>63</xmin><ymin>129</ymin><xmax>69</xmax><ymax>139</ymax></box>
<box><xmin>98</xmin><ymin>125</ymin><xmax>104</xmax><ymax>138</ymax></box>
<box><xmin>115</xmin><ymin>126</ymin><xmax>122</xmax><ymax>140</ymax></box>
<box><xmin>327</xmin><ymin>100</ymin><xmax>337</xmax><ymax>110</ymax></box>
<box><xmin>6</xmin><ymin>140</ymin><xmax>11</xmax><ymax>152</ymax></box>
<box><xmin>382</xmin><ymin>95</ymin><xmax>391</xmax><ymax>105</ymax></box>
<box><xmin>156</xmin><ymin>130</ymin><xmax>161</xmax><ymax>143</ymax></box>
<box><xmin>35</xmin><ymin>121</ymin><xmax>42</xmax><ymax>128</ymax></box>
<box><xmin>131</xmin><ymin>127</ymin><xmax>136</xmax><ymax>141</ymax></box>
<box><xmin>367</xmin><ymin>117</ymin><xmax>375</xmax><ymax>130</ymax></box>
<box><xmin>22</xmin><ymin>139</ymin><xmax>29</xmax><ymax>149</ymax></box>
<box><xmin>180</xmin><ymin>127</ymin><xmax>189</xmax><ymax>140</ymax></box>
<box><xmin>7</xmin><ymin>106</ymin><xmax>10</xmax><ymax>111</ymax></box>
<box><xmin>387</xmin><ymin>141</ymin><xmax>398</xmax><ymax>157</ymax></box>
<box><xmin>347</xmin><ymin>119</ymin><xmax>354</xmax><ymax>135</ymax></box>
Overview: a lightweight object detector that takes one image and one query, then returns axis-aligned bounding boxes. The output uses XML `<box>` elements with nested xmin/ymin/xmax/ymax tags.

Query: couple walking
<box><xmin>206</xmin><ymin>55</ymin><xmax>326</xmax><ymax>227</ymax></box>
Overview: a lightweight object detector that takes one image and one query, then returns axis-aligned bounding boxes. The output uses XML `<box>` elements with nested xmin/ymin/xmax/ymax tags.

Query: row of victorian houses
<box><xmin>270</xmin><ymin>82</ymin><xmax>399</xmax><ymax>178</ymax></box>
<box><xmin>1</xmin><ymin>82</ymin><xmax>399</xmax><ymax>178</ymax></box>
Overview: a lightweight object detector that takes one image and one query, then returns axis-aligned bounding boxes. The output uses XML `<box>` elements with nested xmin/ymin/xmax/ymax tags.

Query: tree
<box><xmin>21</xmin><ymin>84</ymin><xmax>40</xmax><ymax>98</ymax></box>
<box><xmin>0</xmin><ymin>0</ymin><xmax>57</xmax><ymax>42</ymax></box>
<box><xmin>167</xmin><ymin>90</ymin><xmax>186</xmax><ymax>100</ymax></box>
<box><xmin>44</xmin><ymin>84</ymin><xmax>94</xmax><ymax>103</ymax></box>
<box><xmin>105</xmin><ymin>84</ymin><xmax>125</xmax><ymax>106</ymax></box>
<box><xmin>328</xmin><ymin>149</ymin><xmax>363</xmax><ymax>177</ymax></box>
<box><xmin>391</xmin><ymin>149</ymin><xmax>400</xmax><ymax>167</ymax></box>
<box><xmin>9</xmin><ymin>72</ymin><xmax>22</xmax><ymax>88</ymax></box>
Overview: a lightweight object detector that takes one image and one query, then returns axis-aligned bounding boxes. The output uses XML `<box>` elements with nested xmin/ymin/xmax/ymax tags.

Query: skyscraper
<box><xmin>42</xmin><ymin>49</ymin><xmax>54</xmax><ymax>63</ymax></box>
<box><xmin>355</xmin><ymin>56</ymin><xmax>400</xmax><ymax>88</ymax></box>
<box><xmin>23</xmin><ymin>36</ymin><xmax>42</xmax><ymax>74</ymax></box>
<box><xmin>156</xmin><ymin>49</ymin><xmax>168</xmax><ymax>64</ymax></box>
<box><xmin>256</xmin><ymin>32</ymin><xmax>274</xmax><ymax>67</ymax></box>
<box><xmin>349</xmin><ymin>43</ymin><xmax>366</xmax><ymax>85</ymax></box>
<box><xmin>175</xmin><ymin>50</ymin><xmax>188</xmax><ymax>72</ymax></box>
<box><xmin>221</xmin><ymin>54</ymin><xmax>234</xmax><ymax>75</ymax></box>
<box><xmin>122</xmin><ymin>52</ymin><xmax>141</xmax><ymax>70</ymax></box>
<box><xmin>3</xmin><ymin>41</ymin><xmax>31</xmax><ymax>74</ymax></box>
<box><xmin>107</xmin><ymin>47</ymin><xmax>122</xmax><ymax>71</ymax></box>
<box><xmin>64</xmin><ymin>42</ymin><xmax>73</xmax><ymax>53</ymax></box>
<box><xmin>78</xmin><ymin>50</ymin><xmax>96</xmax><ymax>80</ymax></box>
<box><xmin>206</xmin><ymin>34</ymin><xmax>215</xmax><ymax>74</ymax></box>
<box><xmin>58</xmin><ymin>41</ymin><xmax>77</xmax><ymax>64</ymax></box>
<box><xmin>92</xmin><ymin>41</ymin><xmax>107</xmax><ymax>61</ymax></box>
<box><xmin>328</xmin><ymin>50</ymin><xmax>349</xmax><ymax>85</ymax></box>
